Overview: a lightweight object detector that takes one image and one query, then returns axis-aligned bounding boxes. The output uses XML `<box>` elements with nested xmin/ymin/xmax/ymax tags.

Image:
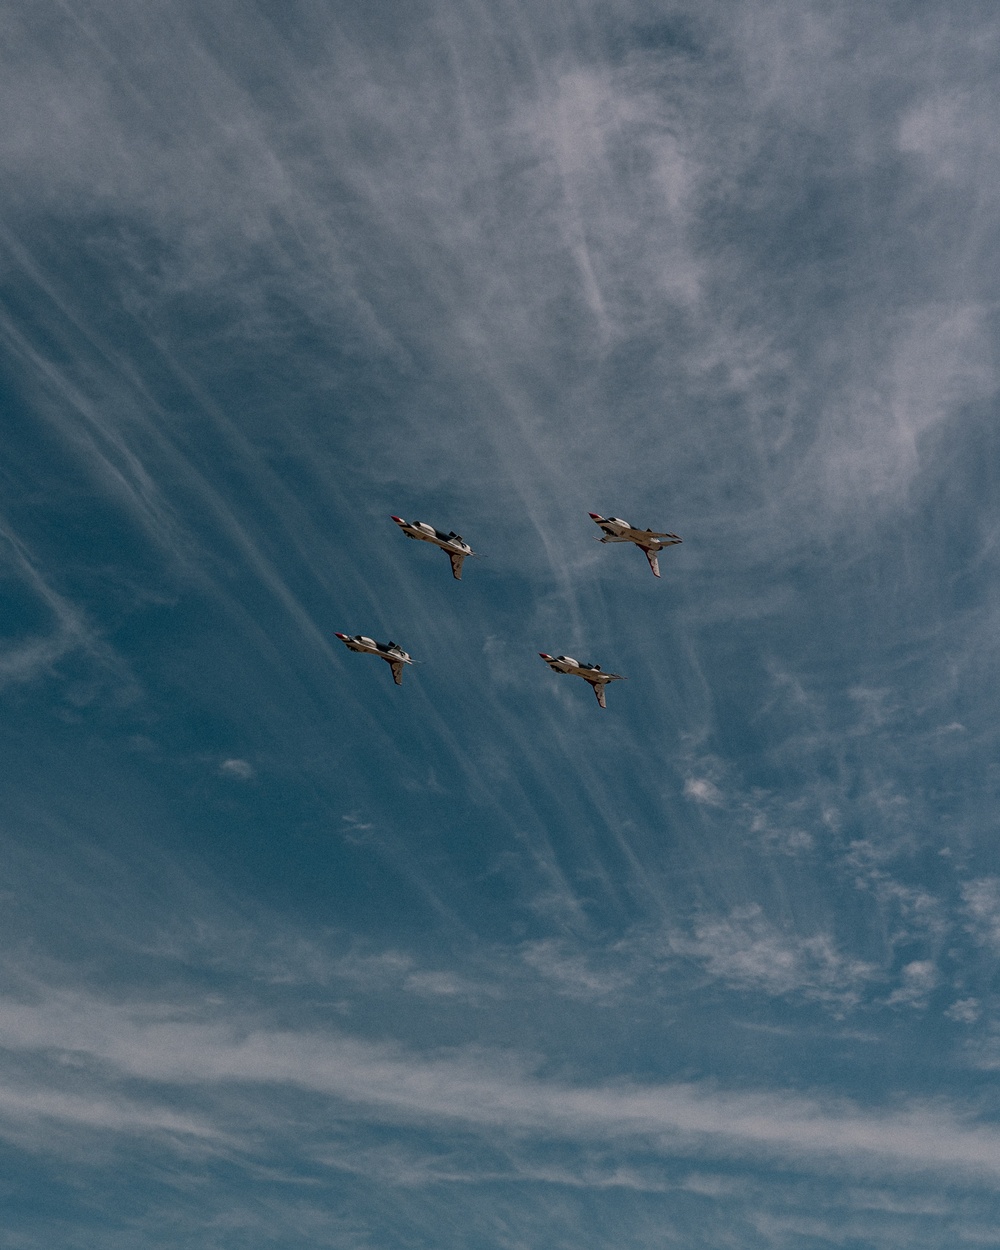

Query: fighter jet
<box><xmin>538</xmin><ymin>653</ymin><xmax>625</xmax><ymax>709</ymax></box>
<box><xmin>335</xmin><ymin>634</ymin><xmax>415</xmax><ymax>685</ymax></box>
<box><xmin>589</xmin><ymin>512</ymin><xmax>682</xmax><ymax>577</ymax></box>
<box><xmin>391</xmin><ymin>516</ymin><xmax>477</xmax><ymax>580</ymax></box>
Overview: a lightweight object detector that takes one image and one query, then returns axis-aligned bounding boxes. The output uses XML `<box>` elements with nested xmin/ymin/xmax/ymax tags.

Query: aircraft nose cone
<box><xmin>335</xmin><ymin>633</ymin><xmax>347</xmax><ymax>639</ymax></box>
<box><xmin>539</xmin><ymin>653</ymin><xmax>551</xmax><ymax>659</ymax></box>
<box><xmin>390</xmin><ymin>516</ymin><xmax>403</xmax><ymax>523</ymax></box>
<box><xmin>588</xmin><ymin>512</ymin><xmax>601</xmax><ymax>519</ymax></box>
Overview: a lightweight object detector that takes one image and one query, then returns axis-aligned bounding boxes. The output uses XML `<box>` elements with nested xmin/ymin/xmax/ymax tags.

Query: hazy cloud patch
<box><xmin>962</xmin><ymin>879</ymin><xmax>1000</xmax><ymax>952</ymax></box>
<box><xmin>886</xmin><ymin>960</ymin><xmax>938</xmax><ymax>1011</ymax></box>
<box><xmin>684</xmin><ymin>777</ymin><xmax>724</xmax><ymax>806</ymax></box>
<box><xmin>670</xmin><ymin>906</ymin><xmax>877</xmax><ymax>1008</ymax></box>
<box><xmin>219</xmin><ymin>758</ymin><xmax>254</xmax><ymax>781</ymax></box>
<box><xmin>945</xmin><ymin>997</ymin><xmax>981</xmax><ymax>1025</ymax></box>
<box><xmin>521</xmin><ymin>939</ymin><xmax>625</xmax><ymax>1002</ymax></box>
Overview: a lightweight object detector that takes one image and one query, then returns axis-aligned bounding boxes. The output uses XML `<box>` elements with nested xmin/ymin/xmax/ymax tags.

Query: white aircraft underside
<box><xmin>589</xmin><ymin>512</ymin><xmax>681</xmax><ymax>577</ymax></box>
<box><xmin>538</xmin><ymin>653</ymin><xmax>625</xmax><ymax>708</ymax></box>
<box><xmin>392</xmin><ymin>516</ymin><xmax>476</xmax><ymax>580</ymax></box>
<box><xmin>335</xmin><ymin>633</ymin><xmax>415</xmax><ymax>685</ymax></box>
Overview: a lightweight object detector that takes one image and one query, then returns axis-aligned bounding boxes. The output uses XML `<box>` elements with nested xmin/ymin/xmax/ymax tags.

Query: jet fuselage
<box><xmin>588</xmin><ymin>512</ymin><xmax>682</xmax><ymax>577</ymax></box>
<box><xmin>391</xmin><ymin>516</ymin><xmax>475</xmax><ymax>579</ymax></box>
<box><xmin>538</xmin><ymin>653</ymin><xmax>625</xmax><ymax>708</ymax></box>
<box><xmin>335</xmin><ymin>634</ymin><xmax>414</xmax><ymax>685</ymax></box>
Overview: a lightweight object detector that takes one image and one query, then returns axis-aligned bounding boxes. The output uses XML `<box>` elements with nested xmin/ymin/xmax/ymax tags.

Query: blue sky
<box><xmin>2</xmin><ymin>1</ymin><xmax>1000</xmax><ymax>1245</ymax></box>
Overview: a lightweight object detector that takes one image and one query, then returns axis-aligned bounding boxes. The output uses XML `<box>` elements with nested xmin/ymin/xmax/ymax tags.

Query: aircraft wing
<box><xmin>645</xmin><ymin>550</ymin><xmax>661</xmax><ymax>577</ymax></box>
<box><xmin>448</xmin><ymin>552</ymin><xmax>466</xmax><ymax>580</ymax></box>
<box><xmin>593</xmin><ymin>683</ymin><xmax>607</xmax><ymax>709</ymax></box>
<box><xmin>390</xmin><ymin>661</ymin><xmax>404</xmax><ymax>685</ymax></box>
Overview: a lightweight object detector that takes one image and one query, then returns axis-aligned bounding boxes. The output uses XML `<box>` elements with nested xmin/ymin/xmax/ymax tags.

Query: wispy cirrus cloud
<box><xmin>0</xmin><ymin>1084</ymin><xmax>228</xmax><ymax>1150</ymax></box>
<box><xmin>5</xmin><ymin>0</ymin><xmax>994</xmax><ymax>567</ymax></box>
<box><xmin>4</xmin><ymin>984</ymin><xmax>1000</xmax><ymax>1187</ymax></box>
<box><xmin>0</xmin><ymin>519</ymin><xmax>128</xmax><ymax>693</ymax></box>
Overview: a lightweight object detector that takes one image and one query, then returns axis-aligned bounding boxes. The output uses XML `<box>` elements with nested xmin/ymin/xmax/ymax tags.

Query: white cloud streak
<box><xmin>2</xmin><ymin>988</ymin><xmax>1000</xmax><ymax>1185</ymax></box>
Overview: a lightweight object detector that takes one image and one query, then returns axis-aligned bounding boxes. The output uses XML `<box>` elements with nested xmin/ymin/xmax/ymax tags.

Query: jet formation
<box><xmin>589</xmin><ymin>512</ymin><xmax>682</xmax><ymax>577</ymax></box>
<box><xmin>338</xmin><ymin>512</ymin><xmax>682</xmax><ymax>704</ymax></box>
